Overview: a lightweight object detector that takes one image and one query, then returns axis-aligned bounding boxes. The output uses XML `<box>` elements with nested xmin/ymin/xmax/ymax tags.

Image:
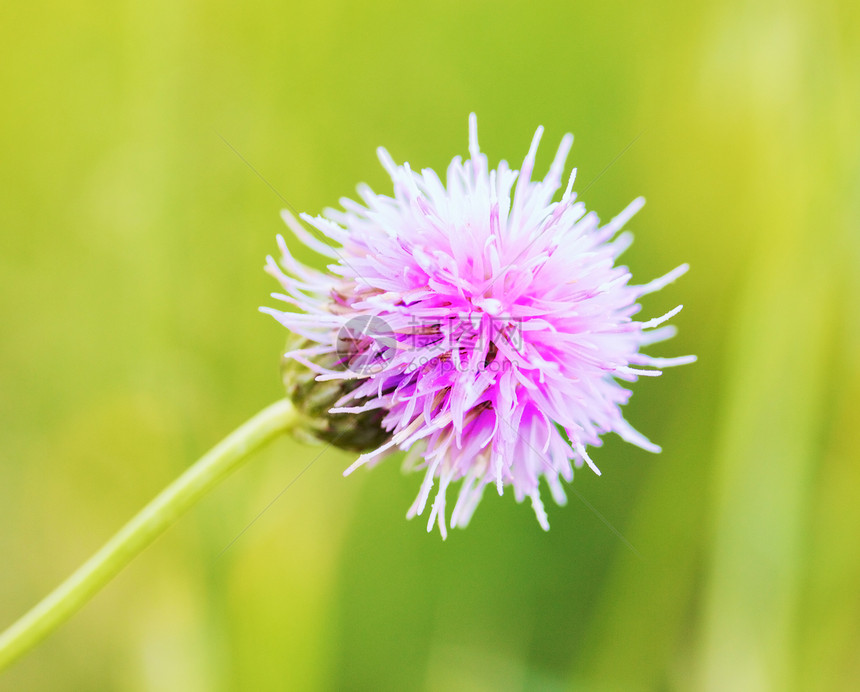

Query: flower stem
<box><xmin>0</xmin><ymin>398</ymin><xmax>302</xmax><ymax>672</ymax></box>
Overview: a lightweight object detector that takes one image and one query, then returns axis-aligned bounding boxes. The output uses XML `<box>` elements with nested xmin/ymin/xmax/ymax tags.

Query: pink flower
<box><xmin>263</xmin><ymin>115</ymin><xmax>694</xmax><ymax>538</ymax></box>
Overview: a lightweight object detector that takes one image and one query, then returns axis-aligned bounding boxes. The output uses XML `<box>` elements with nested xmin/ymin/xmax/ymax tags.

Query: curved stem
<box><xmin>0</xmin><ymin>398</ymin><xmax>302</xmax><ymax>672</ymax></box>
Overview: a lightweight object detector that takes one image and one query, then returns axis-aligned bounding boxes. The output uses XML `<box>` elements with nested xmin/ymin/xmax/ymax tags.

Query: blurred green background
<box><xmin>1</xmin><ymin>0</ymin><xmax>858</xmax><ymax>690</ymax></box>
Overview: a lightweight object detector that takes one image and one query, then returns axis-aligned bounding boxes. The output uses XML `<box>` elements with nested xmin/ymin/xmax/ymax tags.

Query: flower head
<box><xmin>263</xmin><ymin>114</ymin><xmax>694</xmax><ymax>537</ymax></box>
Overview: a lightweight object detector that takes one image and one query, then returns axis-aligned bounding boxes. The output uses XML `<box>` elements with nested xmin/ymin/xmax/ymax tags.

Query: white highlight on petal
<box><xmin>257</xmin><ymin>306</ymin><xmax>342</xmax><ymax>326</ymax></box>
<box><xmin>468</xmin><ymin>112</ymin><xmax>480</xmax><ymax>162</ymax></box>
<box><xmin>548</xmin><ymin>477</ymin><xmax>568</xmax><ymax>506</ymax></box>
<box><xmin>427</xmin><ymin>466</ymin><xmax>455</xmax><ymax>539</ymax></box>
<box><xmin>530</xmin><ymin>492</ymin><xmax>550</xmax><ymax>531</ymax></box>
<box><xmin>376</xmin><ymin>146</ymin><xmax>398</xmax><ymax>175</ymax></box>
<box><xmin>638</xmin><ymin>263</ymin><xmax>689</xmax><ymax>296</ymax></box>
<box><xmin>562</xmin><ymin>167</ymin><xmax>578</xmax><ymax>200</ymax></box>
<box><xmin>610</xmin><ymin>231</ymin><xmax>634</xmax><ymax>257</ymax></box>
<box><xmin>281</xmin><ymin>209</ymin><xmax>338</xmax><ymax>259</ymax></box>
<box><xmin>615</xmin><ymin>420</ymin><xmax>662</xmax><ymax>453</ymax></box>
<box><xmin>450</xmin><ymin>463</ymin><xmax>481</xmax><ymax>528</ymax></box>
<box><xmin>574</xmin><ymin>441</ymin><xmax>602</xmax><ymax>476</ymax></box>
<box><xmin>615</xmin><ymin>365</ymin><xmax>664</xmax><ymax>378</ymax></box>
<box><xmin>600</xmin><ymin>196</ymin><xmax>645</xmax><ymax>239</ymax></box>
<box><xmin>641</xmin><ymin>304</ymin><xmax>684</xmax><ymax>329</ymax></box>
<box><xmin>545</xmin><ymin>133</ymin><xmax>574</xmax><ymax>189</ymax></box>
<box><xmin>639</xmin><ymin>325</ymin><xmax>677</xmax><ymax>345</ymax></box>
<box><xmin>345</xmin><ymin>448</ymin><xmax>388</xmax><ymax>477</ymax></box>
<box><xmin>473</xmin><ymin>297</ymin><xmax>503</xmax><ymax>315</ymax></box>
<box><xmin>632</xmin><ymin>354</ymin><xmax>698</xmax><ymax>368</ymax></box>
<box><xmin>512</xmin><ymin>125</ymin><xmax>544</xmax><ymax>216</ymax></box>
<box><xmin>407</xmin><ymin>455</ymin><xmax>442</xmax><ymax>519</ymax></box>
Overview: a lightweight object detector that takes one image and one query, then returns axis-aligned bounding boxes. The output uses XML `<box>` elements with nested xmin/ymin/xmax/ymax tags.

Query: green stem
<box><xmin>0</xmin><ymin>398</ymin><xmax>302</xmax><ymax>672</ymax></box>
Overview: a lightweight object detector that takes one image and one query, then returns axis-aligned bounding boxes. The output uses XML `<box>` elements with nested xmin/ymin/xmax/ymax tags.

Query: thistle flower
<box><xmin>263</xmin><ymin>114</ymin><xmax>694</xmax><ymax>537</ymax></box>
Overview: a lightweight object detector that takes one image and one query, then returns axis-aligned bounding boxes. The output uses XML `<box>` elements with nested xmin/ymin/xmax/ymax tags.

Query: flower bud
<box><xmin>280</xmin><ymin>337</ymin><xmax>390</xmax><ymax>453</ymax></box>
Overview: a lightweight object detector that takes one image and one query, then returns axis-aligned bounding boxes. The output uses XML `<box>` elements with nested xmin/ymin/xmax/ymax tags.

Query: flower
<box><xmin>263</xmin><ymin>114</ymin><xmax>695</xmax><ymax>538</ymax></box>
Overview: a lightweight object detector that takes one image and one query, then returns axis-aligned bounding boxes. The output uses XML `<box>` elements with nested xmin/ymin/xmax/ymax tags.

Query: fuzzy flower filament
<box><xmin>263</xmin><ymin>114</ymin><xmax>695</xmax><ymax>538</ymax></box>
